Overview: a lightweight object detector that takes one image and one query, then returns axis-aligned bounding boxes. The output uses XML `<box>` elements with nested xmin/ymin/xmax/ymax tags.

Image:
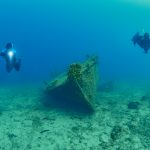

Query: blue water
<box><xmin>0</xmin><ymin>0</ymin><xmax>150</xmax><ymax>85</ymax></box>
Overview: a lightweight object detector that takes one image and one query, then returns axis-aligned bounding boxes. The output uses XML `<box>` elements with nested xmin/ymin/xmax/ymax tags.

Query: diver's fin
<box><xmin>14</xmin><ymin>59</ymin><xmax>21</xmax><ymax>71</ymax></box>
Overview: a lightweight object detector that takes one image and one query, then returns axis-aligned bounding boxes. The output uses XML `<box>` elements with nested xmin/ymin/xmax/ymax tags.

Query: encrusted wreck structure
<box><xmin>44</xmin><ymin>56</ymin><xmax>98</xmax><ymax>111</ymax></box>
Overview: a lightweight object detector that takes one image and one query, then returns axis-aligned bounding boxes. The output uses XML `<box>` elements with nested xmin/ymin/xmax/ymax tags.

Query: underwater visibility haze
<box><xmin>0</xmin><ymin>0</ymin><xmax>150</xmax><ymax>84</ymax></box>
<box><xmin>0</xmin><ymin>0</ymin><xmax>150</xmax><ymax>149</ymax></box>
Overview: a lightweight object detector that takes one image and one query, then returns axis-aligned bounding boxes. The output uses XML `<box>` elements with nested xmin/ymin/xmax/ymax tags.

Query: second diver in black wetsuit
<box><xmin>0</xmin><ymin>42</ymin><xmax>21</xmax><ymax>72</ymax></box>
<box><xmin>132</xmin><ymin>32</ymin><xmax>150</xmax><ymax>54</ymax></box>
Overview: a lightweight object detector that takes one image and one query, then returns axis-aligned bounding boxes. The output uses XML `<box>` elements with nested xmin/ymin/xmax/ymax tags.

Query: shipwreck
<box><xmin>44</xmin><ymin>56</ymin><xmax>99</xmax><ymax>112</ymax></box>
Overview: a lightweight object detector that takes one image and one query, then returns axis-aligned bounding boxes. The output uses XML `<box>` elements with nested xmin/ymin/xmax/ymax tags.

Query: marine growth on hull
<box><xmin>44</xmin><ymin>56</ymin><xmax>99</xmax><ymax>112</ymax></box>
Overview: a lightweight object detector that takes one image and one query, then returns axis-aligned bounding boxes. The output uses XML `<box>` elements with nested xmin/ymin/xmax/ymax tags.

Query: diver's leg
<box><xmin>14</xmin><ymin>59</ymin><xmax>21</xmax><ymax>71</ymax></box>
<box><xmin>6</xmin><ymin>63</ymin><xmax>13</xmax><ymax>72</ymax></box>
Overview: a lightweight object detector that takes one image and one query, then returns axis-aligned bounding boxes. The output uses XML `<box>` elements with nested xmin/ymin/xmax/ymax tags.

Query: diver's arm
<box><xmin>0</xmin><ymin>49</ymin><xmax>6</xmax><ymax>56</ymax></box>
<box><xmin>132</xmin><ymin>32</ymin><xmax>140</xmax><ymax>45</ymax></box>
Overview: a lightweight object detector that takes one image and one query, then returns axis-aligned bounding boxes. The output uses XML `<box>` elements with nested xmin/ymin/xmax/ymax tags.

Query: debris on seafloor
<box><xmin>140</xmin><ymin>94</ymin><xmax>150</xmax><ymax>101</ymax></box>
<box><xmin>127</xmin><ymin>101</ymin><xmax>140</xmax><ymax>109</ymax></box>
<box><xmin>44</xmin><ymin>56</ymin><xmax>99</xmax><ymax>112</ymax></box>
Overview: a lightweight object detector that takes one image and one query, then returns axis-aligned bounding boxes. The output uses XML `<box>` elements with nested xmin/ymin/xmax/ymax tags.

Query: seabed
<box><xmin>0</xmin><ymin>56</ymin><xmax>150</xmax><ymax>150</ymax></box>
<box><xmin>0</xmin><ymin>82</ymin><xmax>150</xmax><ymax>150</ymax></box>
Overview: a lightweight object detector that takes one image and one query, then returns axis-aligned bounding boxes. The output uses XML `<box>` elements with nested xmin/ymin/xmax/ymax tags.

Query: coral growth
<box><xmin>67</xmin><ymin>63</ymin><xmax>82</xmax><ymax>84</ymax></box>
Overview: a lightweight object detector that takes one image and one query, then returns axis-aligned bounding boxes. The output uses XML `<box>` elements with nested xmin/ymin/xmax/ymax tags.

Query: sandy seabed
<box><xmin>0</xmin><ymin>82</ymin><xmax>150</xmax><ymax>150</ymax></box>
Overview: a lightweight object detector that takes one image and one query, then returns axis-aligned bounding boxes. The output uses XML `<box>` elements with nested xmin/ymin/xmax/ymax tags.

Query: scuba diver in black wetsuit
<box><xmin>0</xmin><ymin>42</ymin><xmax>21</xmax><ymax>72</ymax></box>
<box><xmin>132</xmin><ymin>32</ymin><xmax>150</xmax><ymax>54</ymax></box>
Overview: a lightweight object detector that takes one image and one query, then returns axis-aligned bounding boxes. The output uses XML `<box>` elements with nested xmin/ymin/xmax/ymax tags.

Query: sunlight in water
<box><xmin>123</xmin><ymin>0</ymin><xmax>150</xmax><ymax>6</ymax></box>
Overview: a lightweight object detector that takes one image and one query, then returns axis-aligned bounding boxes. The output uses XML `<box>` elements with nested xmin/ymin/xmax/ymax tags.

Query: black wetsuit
<box><xmin>0</xmin><ymin>46</ymin><xmax>21</xmax><ymax>72</ymax></box>
<box><xmin>132</xmin><ymin>32</ymin><xmax>150</xmax><ymax>53</ymax></box>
